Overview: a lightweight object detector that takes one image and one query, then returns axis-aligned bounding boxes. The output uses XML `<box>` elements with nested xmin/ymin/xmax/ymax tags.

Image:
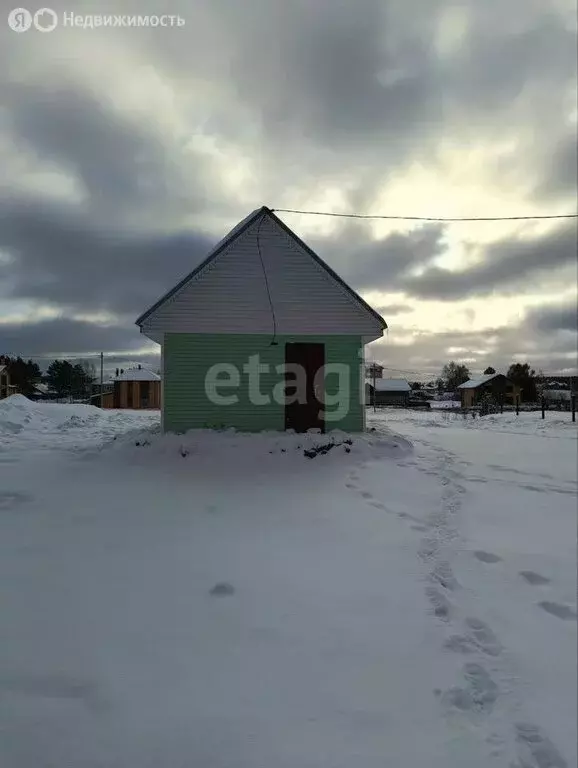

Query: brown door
<box><xmin>285</xmin><ymin>342</ymin><xmax>325</xmax><ymax>433</ymax></box>
<box><xmin>126</xmin><ymin>382</ymin><xmax>133</xmax><ymax>408</ymax></box>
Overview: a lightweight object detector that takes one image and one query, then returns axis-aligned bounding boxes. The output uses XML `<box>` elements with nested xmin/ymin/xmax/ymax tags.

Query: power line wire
<box><xmin>272</xmin><ymin>208</ymin><xmax>578</xmax><ymax>222</ymax></box>
<box><xmin>255</xmin><ymin>212</ymin><xmax>278</xmax><ymax>346</ymax></box>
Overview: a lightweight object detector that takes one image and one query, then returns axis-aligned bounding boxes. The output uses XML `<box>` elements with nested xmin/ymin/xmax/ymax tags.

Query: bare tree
<box><xmin>441</xmin><ymin>361</ymin><xmax>470</xmax><ymax>391</ymax></box>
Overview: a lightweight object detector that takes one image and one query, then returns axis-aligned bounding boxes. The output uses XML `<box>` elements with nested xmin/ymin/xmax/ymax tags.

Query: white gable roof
<box><xmin>366</xmin><ymin>378</ymin><xmax>411</xmax><ymax>392</ymax></box>
<box><xmin>115</xmin><ymin>368</ymin><xmax>160</xmax><ymax>382</ymax></box>
<box><xmin>137</xmin><ymin>207</ymin><xmax>386</xmax><ymax>343</ymax></box>
<box><xmin>458</xmin><ymin>373</ymin><xmax>504</xmax><ymax>389</ymax></box>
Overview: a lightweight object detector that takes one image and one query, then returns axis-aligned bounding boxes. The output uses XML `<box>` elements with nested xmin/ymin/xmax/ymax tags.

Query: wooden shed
<box><xmin>365</xmin><ymin>378</ymin><xmax>411</xmax><ymax>407</ymax></box>
<box><xmin>135</xmin><ymin>206</ymin><xmax>387</xmax><ymax>433</ymax></box>
<box><xmin>100</xmin><ymin>367</ymin><xmax>161</xmax><ymax>409</ymax></box>
<box><xmin>457</xmin><ymin>373</ymin><xmax>521</xmax><ymax>409</ymax></box>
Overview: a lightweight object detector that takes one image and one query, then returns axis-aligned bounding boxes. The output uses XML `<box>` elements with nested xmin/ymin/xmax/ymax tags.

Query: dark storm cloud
<box><xmin>373</xmin><ymin>303</ymin><xmax>413</xmax><ymax>317</ymax></box>
<box><xmin>0</xmin><ymin>77</ymin><xmax>213</xmax><ymax>223</ymax></box>
<box><xmin>528</xmin><ymin>300</ymin><xmax>578</xmax><ymax>334</ymax></box>
<box><xmin>370</xmin><ymin>321</ymin><xmax>578</xmax><ymax>378</ymax></box>
<box><xmin>443</xmin><ymin>5</ymin><xmax>577</xmax><ymax>113</ymax></box>
<box><xmin>0</xmin><ymin>191</ymin><xmax>443</xmax><ymax>318</ymax></box>
<box><xmin>312</xmin><ymin>223</ymin><xmax>446</xmax><ymax>293</ymax></box>
<box><xmin>140</xmin><ymin>0</ymin><xmax>576</xmax><ymax>181</ymax></box>
<box><xmin>401</xmin><ymin>222</ymin><xmax>578</xmax><ymax>300</ymax></box>
<box><xmin>225</xmin><ymin>0</ymin><xmax>440</xmax><ymax>150</ymax></box>
<box><xmin>0</xmin><ymin>0</ymin><xmax>576</xmax><ymax>363</ymax></box>
<box><xmin>534</xmin><ymin>133</ymin><xmax>578</xmax><ymax>202</ymax></box>
<box><xmin>0</xmin><ymin>318</ymin><xmax>146</xmax><ymax>357</ymax></box>
<box><xmin>0</xmin><ymin>195</ymin><xmax>213</xmax><ymax>315</ymax></box>
<box><xmin>103</xmin><ymin>352</ymin><xmax>160</xmax><ymax>367</ymax></box>
<box><xmin>2</xmin><ymin>0</ymin><xmax>575</xmax><ymax>197</ymax></box>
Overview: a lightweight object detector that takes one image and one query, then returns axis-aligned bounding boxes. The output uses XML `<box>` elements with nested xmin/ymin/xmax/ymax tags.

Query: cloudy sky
<box><xmin>1</xmin><ymin>0</ymin><xmax>577</xmax><ymax>378</ymax></box>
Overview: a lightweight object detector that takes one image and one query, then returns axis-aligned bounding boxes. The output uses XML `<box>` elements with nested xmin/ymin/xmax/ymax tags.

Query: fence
<box><xmin>460</xmin><ymin>395</ymin><xmax>576</xmax><ymax>422</ymax></box>
<box><xmin>367</xmin><ymin>395</ymin><xmax>577</xmax><ymax>422</ymax></box>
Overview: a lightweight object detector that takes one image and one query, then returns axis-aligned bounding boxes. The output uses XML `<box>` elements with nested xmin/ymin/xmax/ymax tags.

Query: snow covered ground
<box><xmin>0</xmin><ymin>396</ymin><xmax>576</xmax><ymax>768</ymax></box>
<box><xmin>0</xmin><ymin>394</ymin><xmax>159</xmax><ymax>450</ymax></box>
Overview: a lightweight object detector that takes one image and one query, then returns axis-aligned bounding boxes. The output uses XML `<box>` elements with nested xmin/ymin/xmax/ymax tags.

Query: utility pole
<box><xmin>100</xmin><ymin>352</ymin><xmax>104</xmax><ymax>408</ymax></box>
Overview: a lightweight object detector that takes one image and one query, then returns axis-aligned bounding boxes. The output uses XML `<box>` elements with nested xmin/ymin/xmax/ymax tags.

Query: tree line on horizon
<box><xmin>0</xmin><ymin>355</ymin><xmax>96</xmax><ymax>399</ymax></box>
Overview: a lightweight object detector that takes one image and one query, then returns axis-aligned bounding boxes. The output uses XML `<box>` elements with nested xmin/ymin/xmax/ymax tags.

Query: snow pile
<box><xmin>0</xmin><ymin>395</ymin><xmax>98</xmax><ymax>433</ymax></box>
<box><xmin>373</xmin><ymin>406</ymin><xmax>577</xmax><ymax>436</ymax></box>
<box><xmin>468</xmin><ymin>410</ymin><xmax>578</xmax><ymax>435</ymax></box>
<box><xmin>108</xmin><ymin>424</ymin><xmax>414</xmax><ymax>471</ymax></box>
<box><xmin>0</xmin><ymin>395</ymin><xmax>159</xmax><ymax>450</ymax></box>
<box><xmin>0</xmin><ymin>394</ymin><xmax>102</xmax><ymax>435</ymax></box>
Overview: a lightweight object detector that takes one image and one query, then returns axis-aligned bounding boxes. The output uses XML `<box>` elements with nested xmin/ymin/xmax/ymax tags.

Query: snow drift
<box><xmin>0</xmin><ymin>395</ymin><xmax>159</xmax><ymax>450</ymax></box>
<box><xmin>0</xmin><ymin>394</ymin><xmax>103</xmax><ymax>435</ymax></box>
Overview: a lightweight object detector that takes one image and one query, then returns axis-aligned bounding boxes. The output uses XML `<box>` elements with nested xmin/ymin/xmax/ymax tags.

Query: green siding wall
<box><xmin>163</xmin><ymin>333</ymin><xmax>364</xmax><ymax>433</ymax></box>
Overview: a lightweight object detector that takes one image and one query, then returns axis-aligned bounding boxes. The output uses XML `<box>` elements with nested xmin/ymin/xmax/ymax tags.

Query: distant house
<box><xmin>98</xmin><ymin>367</ymin><xmax>161</xmax><ymax>410</ymax></box>
<box><xmin>541</xmin><ymin>388</ymin><xmax>575</xmax><ymax>409</ymax></box>
<box><xmin>365</xmin><ymin>378</ymin><xmax>411</xmax><ymax>407</ymax></box>
<box><xmin>457</xmin><ymin>373</ymin><xmax>521</xmax><ymax>408</ymax></box>
<box><xmin>29</xmin><ymin>382</ymin><xmax>51</xmax><ymax>401</ymax></box>
<box><xmin>136</xmin><ymin>206</ymin><xmax>387</xmax><ymax>433</ymax></box>
<box><xmin>542</xmin><ymin>375</ymin><xmax>578</xmax><ymax>393</ymax></box>
<box><xmin>0</xmin><ymin>365</ymin><xmax>17</xmax><ymax>399</ymax></box>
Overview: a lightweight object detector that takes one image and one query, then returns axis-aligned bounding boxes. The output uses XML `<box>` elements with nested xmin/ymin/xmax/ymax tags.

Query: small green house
<box><xmin>136</xmin><ymin>207</ymin><xmax>387</xmax><ymax>433</ymax></box>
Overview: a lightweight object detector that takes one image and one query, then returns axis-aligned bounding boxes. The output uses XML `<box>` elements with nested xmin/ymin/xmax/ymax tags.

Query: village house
<box><xmin>457</xmin><ymin>373</ymin><xmax>521</xmax><ymax>409</ymax></box>
<box><xmin>94</xmin><ymin>367</ymin><xmax>160</xmax><ymax>409</ymax></box>
<box><xmin>0</xmin><ymin>365</ymin><xmax>16</xmax><ymax>400</ymax></box>
<box><xmin>365</xmin><ymin>378</ymin><xmax>411</xmax><ymax>407</ymax></box>
<box><xmin>97</xmin><ymin>367</ymin><xmax>161</xmax><ymax>410</ymax></box>
<box><xmin>136</xmin><ymin>207</ymin><xmax>387</xmax><ymax>433</ymax></box>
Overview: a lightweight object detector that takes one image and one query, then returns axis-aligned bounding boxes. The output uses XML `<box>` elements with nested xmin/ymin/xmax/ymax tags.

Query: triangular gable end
<box><xmin>135</xmin><ymin>208</ymin><xmax>264</xmax><ymax>327</ymax></box>
<box><xmin>137</xmin><ymin>207</ymin><xmax>386</xmax><ymax>342</ymax></box>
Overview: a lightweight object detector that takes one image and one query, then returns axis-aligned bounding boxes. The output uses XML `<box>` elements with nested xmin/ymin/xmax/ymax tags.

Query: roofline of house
<box><xmin>135</xmin><ymin>206</ymin><xmax>387</xmax><ymax>331</ymax></box>
<box><xmin>458</xmin><ymin>373</ymin><xmax>515</xmax><ymax>389</ymax></box>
